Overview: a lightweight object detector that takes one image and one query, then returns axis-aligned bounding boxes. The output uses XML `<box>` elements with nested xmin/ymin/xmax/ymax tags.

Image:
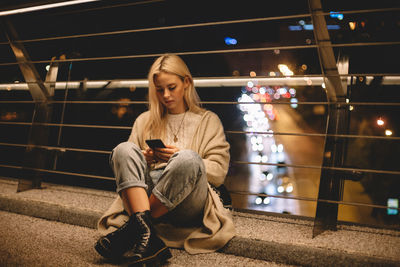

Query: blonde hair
<box><xmin>144</xmin><ymin>54</ymin><xmax>204</xmax><ymax>139</ymax></box>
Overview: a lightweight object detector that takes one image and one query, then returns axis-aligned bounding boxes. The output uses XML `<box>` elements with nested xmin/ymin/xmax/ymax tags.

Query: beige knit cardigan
<box><xmin>97</xmin><ymin>110</ymin><xmax>236</xmax><ymax>254</ymax></box>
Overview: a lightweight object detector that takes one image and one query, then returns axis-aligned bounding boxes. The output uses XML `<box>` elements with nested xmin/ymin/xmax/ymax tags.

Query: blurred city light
<box><xmin>261</xmin><ymin>155</ymin><xmax>268</xmax><ymax>163</ymax></box>
<box><xmin>277</xmin><ymin>144</ymin><xmax>284</xmax><ymax>153</ymax></box>
<box><xmin>385</xmin><ymin>129</ymin><xmax>393</xmax><ymax>136</ymax></box>
<box><xmin>291</xmin><ymin>24</ymin><xmax>341</xmax><ymax>31</ymax></box>
<box><xmin>327</xmin><ymin>25</ymin><xmax>341</xmax><ymax>30</ymax></box>
<box><xmin>377</xmin><ymin>118</ymin><xmax>385</xmax><ymax>126</ymax></box>
<box><xmin>289</xmin><ymin>25</ymin><xmax>302</xmax><ymax>31</ymax></box>
<box><xmin>303</xmin><ymin>24</ymin><xmax>313</xmax><ymax>30</ymax></box>
<box><xmin>286</xmin><ymin>184</ymin><xmax>294</xmax><ymax>193</ymax></box>
<box><xmin>387</xmin><ymin>198</ymin><xmax>399</xmax><ymax>215</ymax></box>
<box><xmin>349</xmin><ymin>22</ymin><xmax>356</xmax><ymax>30</ymax></box>
<box><xmin>278</xmin><ymin>64</ymin><xmax>294</xmax><ymax>76</ymax></box>
<box><xmin>330</xmin><ymin>12</ymin><xmax>344</xmax><ymax>20</ymax></box>
<box><xmin>224</xmin><ymin>37</ymin><xmax>237</xmax><ymax>45</ymax></box>
<box><xmin>290</xmin><ymin>98</ymin><xmax>298</xmax><ymax>108</ymax></box>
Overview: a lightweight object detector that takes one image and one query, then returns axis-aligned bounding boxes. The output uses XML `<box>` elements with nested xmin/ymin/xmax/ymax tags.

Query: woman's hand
<box><xmin>142</xmin><ymin>148</ymin><xmax>155</xmax><ymax>165</ymax></box>
<box><xmin>154</xmin><ymin>145</ymin><xmax>179</xmax><ymax>163</ymax></box>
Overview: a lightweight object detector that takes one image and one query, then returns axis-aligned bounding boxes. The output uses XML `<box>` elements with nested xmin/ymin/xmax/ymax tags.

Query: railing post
<box><xmin>308</xmin><ymin>0</ymin><xmax>349</xmax><ymax>237</ymax></box>
<box><xmin>313</xmin><ymin>100</ymin><xmax>348</xmax><ymax>237</ymax></box>
<box><xmin>1</xmin><ymin>19</ymin><xmax>58</xmax><ymax>192</ymax></box>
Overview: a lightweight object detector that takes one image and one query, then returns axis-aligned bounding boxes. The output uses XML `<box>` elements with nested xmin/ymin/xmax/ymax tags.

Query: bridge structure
<box><xmin>0</xmin><ymin>0</ymin><xmax>399</xmax><ymax>265</ymax></box>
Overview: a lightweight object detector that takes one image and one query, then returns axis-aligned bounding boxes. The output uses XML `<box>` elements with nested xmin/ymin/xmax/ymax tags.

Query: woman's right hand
<box><xmin>142</xmin><ymin>148</ymin><xmax>155</xmax><ymax>165</ymax></box>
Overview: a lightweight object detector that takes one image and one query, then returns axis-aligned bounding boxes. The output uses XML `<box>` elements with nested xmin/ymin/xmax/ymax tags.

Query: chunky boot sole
<box><xmin>95</xmin><ymin>237</ymin><xmax>121</xmax><ymax>259</ymax></box>
<box><xmin>127</xmin><ymin>246</ymin><xmax>172</xmax><ymax>267</ymax></box>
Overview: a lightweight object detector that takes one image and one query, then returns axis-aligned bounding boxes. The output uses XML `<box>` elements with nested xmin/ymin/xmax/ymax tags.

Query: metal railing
<box><xmin>0</xmin><ymin>0</ymin><xmax>399</xmax><ymax>235</ymax></box>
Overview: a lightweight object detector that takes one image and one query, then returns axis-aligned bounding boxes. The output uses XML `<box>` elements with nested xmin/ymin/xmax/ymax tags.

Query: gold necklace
<box><xmin>169</xmin><ymin>111</ymin><xmax>187</xmax><ymax>142</ymax></box>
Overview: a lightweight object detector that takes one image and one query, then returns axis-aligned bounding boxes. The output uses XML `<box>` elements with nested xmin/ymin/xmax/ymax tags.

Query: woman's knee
<box><xmin>111</xmin><ymin>142</ymin><xmax>143</xmax><ymax>163</ymax></box>
<box><xmin>167</xmin><ymin>150</ymin><xmax>206</xmax><ymax>185</ymax></box>
<box><xmin>169</xmin><ymin>150</ymin><xmax>205</xmax><ymax>180</ymax></box>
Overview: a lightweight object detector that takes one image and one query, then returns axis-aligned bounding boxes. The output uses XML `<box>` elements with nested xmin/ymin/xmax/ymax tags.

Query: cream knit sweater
<box><xmin>97</xmin><ymin>110</ymin><xmax>235</xmax><ymax>254</ymax></box>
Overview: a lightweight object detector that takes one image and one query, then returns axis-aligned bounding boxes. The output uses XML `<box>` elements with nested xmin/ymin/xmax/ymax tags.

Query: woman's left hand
<box><xmin>154</xmin><ymin>145</ymin><xmax>179</xmax><ymax>162</ymax></box>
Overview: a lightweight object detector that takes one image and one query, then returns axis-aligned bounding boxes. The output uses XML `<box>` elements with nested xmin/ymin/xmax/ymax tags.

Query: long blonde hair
<box><xmin>144</xmin><ymin>54</ymin><xmax>204</xmax><ymax>139</ymax></box>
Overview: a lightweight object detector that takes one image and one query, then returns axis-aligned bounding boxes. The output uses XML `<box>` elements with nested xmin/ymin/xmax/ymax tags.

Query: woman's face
<box><xmin>154</xmin><ymin>72</ymin><xmax>189</xmax><ymax>114</ymax></box>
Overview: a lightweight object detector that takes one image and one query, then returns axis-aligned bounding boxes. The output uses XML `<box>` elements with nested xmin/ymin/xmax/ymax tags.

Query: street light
<box><xmin>278</xmin><ymin>64</ymin><xmax>294</xmax><ymax>76</ymax></box>
<box><xmin>385</xmin><ymin>129</ymin><xmax>393</xmax><ymax>136</ymax></box>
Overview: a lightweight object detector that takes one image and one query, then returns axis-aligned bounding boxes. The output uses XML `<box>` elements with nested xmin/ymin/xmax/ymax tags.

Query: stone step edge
<box><xmin>0</xmin><ymin>193</ymin><xmax>398</xmax><ymax>267</ymax></box>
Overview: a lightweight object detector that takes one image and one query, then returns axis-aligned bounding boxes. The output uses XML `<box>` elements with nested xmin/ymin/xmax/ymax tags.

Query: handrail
<box><xmin>0</xmin><ymin>163</ymin><xmax>399</xmax><ymax>212</ymax></box>
<box><xmin>1</xmin><ymin>99</ymin><xmax>400</xmax><ymax>107</ymax></box>
<box><xmin>1</xmin><ymin>122</ymin><xmax>399</xmax><ymax>140</ymax></box>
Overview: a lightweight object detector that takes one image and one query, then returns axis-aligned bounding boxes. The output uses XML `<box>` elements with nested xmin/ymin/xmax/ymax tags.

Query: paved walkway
<box><xmin>1</xmin><ymin>177</ymin><xmax>399</xmax><ymax>266</ymax></box>
<box><xmin>0</xmin><ymin>210</ymin><xmax>287</xmax><ymax>266</ymax></box>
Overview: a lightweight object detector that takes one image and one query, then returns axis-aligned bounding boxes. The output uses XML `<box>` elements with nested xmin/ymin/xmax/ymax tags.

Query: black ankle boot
<box><xmin>94</xmin><ymin>216</ymin><xmax>138</xmax><ymax>259</ymax></box>
<box><xmin>124</xmin><ymin>211</ymin><xmax>172</xmax><ymax>266</ymax></box>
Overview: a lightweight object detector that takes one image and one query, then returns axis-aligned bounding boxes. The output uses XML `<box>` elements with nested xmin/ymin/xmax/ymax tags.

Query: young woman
<box><xmin>95</xmin><ymin>54</ymin><xmax>235</xmax><ymax>265</ymax></box>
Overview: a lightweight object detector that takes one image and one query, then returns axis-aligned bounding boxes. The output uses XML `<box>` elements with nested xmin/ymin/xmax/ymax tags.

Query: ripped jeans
<box><xmin>109</xmin><ymin>141</ymin><xmax>208</xmax><ymax>226</ymax></box>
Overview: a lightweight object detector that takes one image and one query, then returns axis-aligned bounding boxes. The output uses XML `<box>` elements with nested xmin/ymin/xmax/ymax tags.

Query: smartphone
<box><xmin>145</xmin><ymin>139</ymin><xmax>166</xmax><ymax>149</ymax></box>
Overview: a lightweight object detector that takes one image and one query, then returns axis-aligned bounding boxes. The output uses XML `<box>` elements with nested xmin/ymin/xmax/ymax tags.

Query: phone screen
<box><xmin>145</xmin><ymin>139</ymin><xmax>166</xmax><ymax>149</ymax></box>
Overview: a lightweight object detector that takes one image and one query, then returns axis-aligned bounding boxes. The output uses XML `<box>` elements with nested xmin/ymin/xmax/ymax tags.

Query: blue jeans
<box><xmin>109</xmin><ymin>142</ymin><xmax>208</xmax><ymax>226</ymax></box>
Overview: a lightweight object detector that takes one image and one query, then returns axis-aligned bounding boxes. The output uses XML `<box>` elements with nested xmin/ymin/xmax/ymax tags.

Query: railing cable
<box><xmin>0</xmin><ymin>7</ymin><xmax>398</xmax><ymax>45</ymax></box>
<box><xmin>1</xmin><ymin>121</ymin><xmax>399</xmax><ymax>140</ymax></box>
<box><xmin>1</xmin><ymin>41</ymin><xmax>400</xmax><ymax>66</ymax></box>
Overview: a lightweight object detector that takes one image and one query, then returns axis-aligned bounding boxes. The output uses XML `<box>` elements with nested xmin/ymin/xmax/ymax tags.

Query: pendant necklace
<box><xmin>169</xmin><ymin>111</ymin><xmax>187</xmax><ymax>143</ymax></box>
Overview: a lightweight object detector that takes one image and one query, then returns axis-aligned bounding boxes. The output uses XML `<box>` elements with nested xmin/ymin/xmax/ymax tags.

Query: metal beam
<box><xmin>309</xmin><ymin>0</ymin><xmax>350</xmax><ymax>238</ymax></box>
<box><xmin>2</xmin><ymin>19</ymin><xmax>51</xmax><ymax>101</ymax></box>
<box><xmin>2</xmin><ymin>19</ymin><xmax>57</xmax><ymax>192</ymax></box>
<box><xmin>309</xmin><ymin>0</ymin><xmax>345</xmax><ymax>101</ymax></box>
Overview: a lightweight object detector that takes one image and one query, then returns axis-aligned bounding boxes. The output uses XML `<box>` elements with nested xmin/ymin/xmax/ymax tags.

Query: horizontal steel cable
<box><xmin>233</xmin><ymin>161</ymin><xmax>400</xmax><ymax>176</ymax></box>
<box><xmin>5</xmin><ymin>72</ymin><xmax>400</xmax><ymax>85</ymax></box>
<box><xmin>1</xmin><ymin>41</ymin><xmax>400</xmax><ymax>66</ymax></box>
<box><xmin>0</xmin><ymin>163</ymin><xmax>114</xmax><ymax>181</ymax></box>
<box><xmin>0</xmin><ymin>7</ymin><xmax>398</xmax><ymax>45</ymax></box>
<box><xmin>0</xmin><ymin>142</ymin><xmax>110</xmax><ymax>154</ymax></box>
<box><xmin>51</xmin><ymin>0</ymin><xmax>165</xmax><ymax>16</ymax></box>
<box><xmin>0</xmin><ymin>13</ymin><xmax>312</xmax><ymax>45</ymax></box>
<box><xmin>225</xmin><ymin>130</ymin><xmax>400</xmax><ymax>141</ymax></box>
<box><xmin>0</xmin><ymin>121</ymin><xmax>132</xmax><ymax>130</ymax></box>
<box><xmin>1</xmin><ymin>100</ymin><xmax>400</xmax><ymax>106</ymax></box>
<box><xmin>0</xmin><ymin>142</ymin><xmax>399</xmax><ymax>176</ymax></box>
<box><xmin>1</xmin><ymin>121</ymin><xmax>399</xmax><ymax>140</ymax></box>
<box><xmin>0</xmin><ymin>162</ymin><xmax>398</xmax><ymax>211</ymax></box>
<box><xmin>230</xmin><ymin>190</ymin><xmax>400</xmax><ymax>211</ymax></box>
<box><xmin>0</xmin><ymin>44</ymin><xmax>317</xmax><ymax>66</ymax></box>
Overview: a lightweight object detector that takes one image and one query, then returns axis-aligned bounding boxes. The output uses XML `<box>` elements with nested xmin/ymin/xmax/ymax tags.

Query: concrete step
<box><xmin>0</xmin><ymin>210</ymin><xmax>288</xmax><ymax>267</ymax></box>
<box><xmin>0</xmin><ymin>177</ymin><xmax>399</xmax><ymax>267</ymax></box>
